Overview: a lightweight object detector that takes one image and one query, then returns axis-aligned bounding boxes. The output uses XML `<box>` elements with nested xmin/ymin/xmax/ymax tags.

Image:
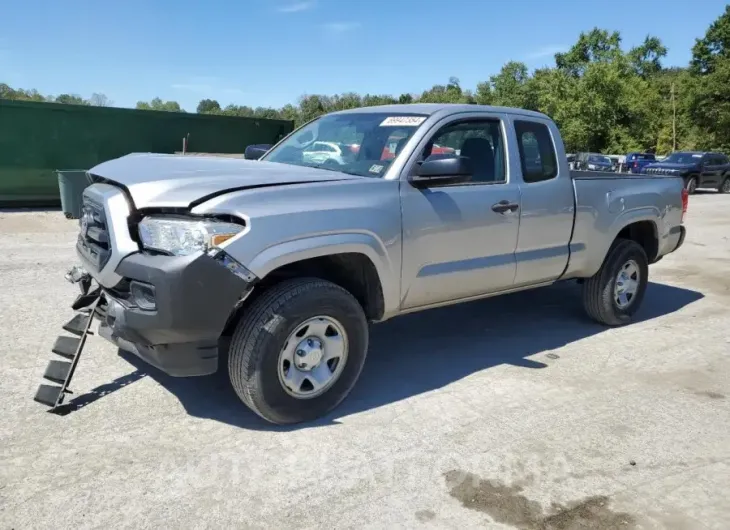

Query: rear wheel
<box><xmin>228</xmin><ymin>277</ymin><xmax>369</xmax><ymax>424</ymax></box>
<box><xmin>719</xmin><ymin>176</ymin><xmax>730</xmax><ymax>194</ymax></box>
<box><xmin>685</xmin><ymin>176</ymin><xmax>698</xmax><ymax>195</ymax></box>
<box><xmin>582</xmin><ymin>239</ymin><xmax>649</xmax><ymax>326</ymax></box>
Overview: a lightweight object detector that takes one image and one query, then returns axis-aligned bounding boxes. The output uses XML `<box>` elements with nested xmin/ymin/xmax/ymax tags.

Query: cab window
<box><xmin>421</xmin><ymin>119</ymin><xmax>506</xmax><ymax>183</ymax></box>
<box><xmin>514</xmin><ymin>120</ymin><xmax>558</xmax><ymax>183</ymax></box>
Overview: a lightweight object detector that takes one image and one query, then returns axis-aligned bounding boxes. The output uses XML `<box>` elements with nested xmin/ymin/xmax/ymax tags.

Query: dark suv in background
<box><xmin>642</xmin><ymin>151</ymin><xmax>730</xmax><ymax>194</ymax></box>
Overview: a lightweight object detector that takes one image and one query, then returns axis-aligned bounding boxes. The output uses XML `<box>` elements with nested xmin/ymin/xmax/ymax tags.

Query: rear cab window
<box><xmin>514</xmin><ymin>120</ymin><xmax>558</xmax><ymax>183</ymax></box>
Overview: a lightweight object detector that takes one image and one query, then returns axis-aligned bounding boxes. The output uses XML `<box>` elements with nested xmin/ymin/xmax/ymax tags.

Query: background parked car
<box><xmin>575</xmin><ymin>152</ymin><xmax>615</xmax><ymax>172</ymax></box>
<box><xmin>301</xmin><ymin>141</ymin><xmax>347</xmax><ymax>166</ymax></box>
<box><xmin>626</xmin><ymin>152</ymin><xmax>657</xmax><ymax>174</ymax></box>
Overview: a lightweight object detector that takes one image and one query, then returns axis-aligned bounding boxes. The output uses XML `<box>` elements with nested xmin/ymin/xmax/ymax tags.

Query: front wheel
<box><xmin>582</xmin><ymin>239</ymin><xmax>649</xmax><ymax>326</ymax></box>
<box><xmin>228</xmin><ymin>277</ymin><xmax>369</xmax><ymax>424</ymax></box>
<box><xmin>685</xmin><ymin>176</ymin><xmax>698</xmax><ymax>195</ymax></box>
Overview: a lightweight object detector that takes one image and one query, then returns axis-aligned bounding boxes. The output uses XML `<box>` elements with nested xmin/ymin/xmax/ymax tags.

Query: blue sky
<box><xmin>1</xmin><ymin>0</ymin><xmax>727</xmax><ymax>111</ymax></box>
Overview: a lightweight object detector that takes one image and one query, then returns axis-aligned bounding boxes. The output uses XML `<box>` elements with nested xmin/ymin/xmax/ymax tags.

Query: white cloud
<box><xmin>277</xmin><ymin>1</ymin><xmax>315</xmax><ymax>13</ymax></box>
<box><xmin>323</xmin><ymin>22</ymin><xmax>360</xmax><ymax>33</ymax></box>
<box><xmin>526</xmin><ymin>45</ymin><xmax>567</xmax><ymax>60</ymax></box>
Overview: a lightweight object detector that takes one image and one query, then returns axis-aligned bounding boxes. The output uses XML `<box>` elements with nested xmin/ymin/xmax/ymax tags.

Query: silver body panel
<box><xmin>80</xmin><ymin>103</ymin><xmax>685</xmax><ymax>322</ymax></box>
<box><xmin>77</xmin><ymin>184</ymin><xmax>139</xmax><ymax>287</ymax></box>
<box><xmin>89</xmin><ymin>153</ymin><xmax>357</xmax><ymax>209</ymax></box>
<box><xmin>565</xmin><ymin>174</ymin><xmax>684</xmax><ymax>279</ymax></box>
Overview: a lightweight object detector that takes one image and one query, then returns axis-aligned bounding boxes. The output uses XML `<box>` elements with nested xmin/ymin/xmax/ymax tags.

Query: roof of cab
<box><xmin>331</xmin><ymin>103</ymin><xmax>551</xmax><ymax>121</ymax></box>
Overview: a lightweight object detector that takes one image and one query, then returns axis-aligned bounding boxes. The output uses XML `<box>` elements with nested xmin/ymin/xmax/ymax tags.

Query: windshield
<box><xmin>262</xmin><ymin>112</ymin><xmax>428</xmax><ymax>177</ymax></box>
<box><xmin>662</xmin><ymin>152</ymin><xmax>702</xmax><ymax>164</ymax></box>
<box><xmin>588</xmin><ymin>155</ymin><xmax>611</xmax><ymax>164</ymax></box>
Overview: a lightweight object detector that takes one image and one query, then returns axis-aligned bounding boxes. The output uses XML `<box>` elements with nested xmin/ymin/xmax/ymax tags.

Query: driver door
<box><xmin>399</xmin><ymin>114</ymin><xmax>520</xmax><ymax>310</ymax></box>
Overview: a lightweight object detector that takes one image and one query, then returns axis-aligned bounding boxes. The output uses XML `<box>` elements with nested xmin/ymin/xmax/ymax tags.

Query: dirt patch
<box><xmin>541</xmin><ymin>497</ymin><xmax>635</xmax><ymax>529</ymax></box>
<box><xmin>415</xmin><ymin>509</ymin><xmax>436</xmax><ymax>522</ymax></box>
<box><xmin>695</xmin><ymin>390</ymin><xmax>725</xmax><ymax>400</ymax></box>
<box><xmin>444</xmin><ymin>470</ymin><xmax>635</xmax><ymax>529</ymax></box>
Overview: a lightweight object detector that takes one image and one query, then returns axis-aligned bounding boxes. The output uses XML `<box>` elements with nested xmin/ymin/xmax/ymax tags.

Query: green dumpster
<box><xmin>56</xmin><ymin>170</ymin><xmax>91</xmax><ymax>219</ymax></box>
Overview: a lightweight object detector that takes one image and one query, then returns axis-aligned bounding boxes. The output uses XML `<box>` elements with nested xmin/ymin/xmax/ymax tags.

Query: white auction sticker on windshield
<box><xmin>380</xmin><ymin>116</ymin><xmax>426</xmax><ymax>127</ymax></box>
<box><xmin>692</xmin><ymin>154</ymin><xmax>702</xmax><ymax>158</ymax></box>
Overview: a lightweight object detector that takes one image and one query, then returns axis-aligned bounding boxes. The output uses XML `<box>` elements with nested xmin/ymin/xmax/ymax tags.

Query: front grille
<box><xmin>76</xmin><ymin>197</ymin><xmax>111</xmax><ymax>272</ymax></box>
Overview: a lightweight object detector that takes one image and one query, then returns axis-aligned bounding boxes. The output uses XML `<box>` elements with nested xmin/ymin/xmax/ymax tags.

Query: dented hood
<box><xmin>88</xmin><ymin>153</ymin><xmax>358</xmax><ymax>209</ymax></box>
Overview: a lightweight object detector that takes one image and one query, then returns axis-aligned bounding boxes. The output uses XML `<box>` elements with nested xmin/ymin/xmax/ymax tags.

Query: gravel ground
<box><xmin>1</xmin><ymin>195</ymin><xmax>729</xmax><ymax>529</ymax></box>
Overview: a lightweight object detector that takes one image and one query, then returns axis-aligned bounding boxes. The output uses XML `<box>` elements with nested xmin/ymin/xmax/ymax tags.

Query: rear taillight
<box><xmin>681</xmin><ymin>188</ymin><xmax>688</xmax><ymax>223</ymax></box>
<box><xmin>633</xmin><ymin>162</ymin><xmax>638</xmax><ymax>168</ymax></box>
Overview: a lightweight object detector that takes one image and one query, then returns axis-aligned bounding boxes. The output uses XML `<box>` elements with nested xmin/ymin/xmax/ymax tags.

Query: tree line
<box><xmin>0</xmin><ymin>86</ymin><xmax>115</xmax><ymax>108</ymax></box>
<box><xmin>3</xmin><ymin>5</ymin><xmax>730</xmax><ymax>155</ymax></box>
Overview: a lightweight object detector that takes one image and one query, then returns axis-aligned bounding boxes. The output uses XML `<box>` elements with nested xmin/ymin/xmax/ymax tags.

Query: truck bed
<box><xmin>562</xmin><ymin>171</ymin><xmax>685</xmax><ymax>281</ymax></box>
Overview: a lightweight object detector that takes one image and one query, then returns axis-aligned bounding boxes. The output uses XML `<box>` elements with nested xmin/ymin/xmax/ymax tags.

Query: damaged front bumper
<box><xmin>66</xmin><ymin>249</ymin><xmax>256</xmax><ymax>377</ymax></box>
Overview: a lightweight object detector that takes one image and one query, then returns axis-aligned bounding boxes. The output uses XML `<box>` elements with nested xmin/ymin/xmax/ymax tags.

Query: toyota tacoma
<box><xmin>38</xmin><ymin>104</ymin><xmax>688</xmax><ymax>424</ymax></box>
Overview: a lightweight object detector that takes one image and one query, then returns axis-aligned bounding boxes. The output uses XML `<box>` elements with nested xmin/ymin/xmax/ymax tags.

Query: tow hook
<box><xmin>64</xmin><ymin>265</ymin><xmax>100</xmax><ymax>310</ymax></box>
<box><xmin>65</xmin><ymin>265</ymin><xmax>92</xmax><ymax>293</ymax></box>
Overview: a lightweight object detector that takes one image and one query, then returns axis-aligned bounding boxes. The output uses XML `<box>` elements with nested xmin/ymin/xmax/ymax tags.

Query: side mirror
<box><xmin>244</xmin><ymin>144</ymin><xmax>272</xmax><ymax>160</ymax></box>
<box><xmin>409</xmin><ymin>156</ymin><xmax>472</xmax><ymax>187</ymax></box>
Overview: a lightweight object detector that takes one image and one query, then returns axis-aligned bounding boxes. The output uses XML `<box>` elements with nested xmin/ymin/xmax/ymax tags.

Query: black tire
<box><xmin>228</xmin><ymin>277</ymin><xmax>368</xmax><ymax>424</ymax></box>
<box><xmin>719</xmin><ymin>176</ymin><xmax>730</xmax><ymax>194</ymax></box>
<box><xmin>582</xmin><ymin>239</ymin><xmax>649</xmax><ymax>326</ymax></box>
<box><xmin>685</xmin><ymin>176</ymin><xmax>698</xmax><ymax>195</ymax></box>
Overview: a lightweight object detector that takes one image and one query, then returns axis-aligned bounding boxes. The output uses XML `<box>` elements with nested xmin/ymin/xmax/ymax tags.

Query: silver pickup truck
<box><xmin>39</xmin><ymin>104</ymin><xmax>687</xmax><ymax>424</ymax></box>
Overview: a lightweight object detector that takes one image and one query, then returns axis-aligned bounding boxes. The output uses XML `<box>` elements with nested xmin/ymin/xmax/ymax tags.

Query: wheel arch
<box><xmin>615</xmin><ymin>220</ymin><xmax>659</xmax><ymax>263</ymax></box>
<box><xmin>256</xmin><ymin>252</ymin><xmax>386</xmax><ymax>322</ymax></box>
<box><xmin>574</xmin><ymin>212</ymin><xmax>661</xmax><ymax>279</ymax></box>
<box><xmin>606</xmin><ymin>207</ymin><xmax>661</xmax><ymax>262</ymax></box>
<box><xmin>685</xmin><ymin>173</ymin><xmax>699</xmax><ymax>192</ymax></box>
<box><xmin>221</xmin><ymin>234</ymin><xmax>396</xmax><ymax>338</ymax></box>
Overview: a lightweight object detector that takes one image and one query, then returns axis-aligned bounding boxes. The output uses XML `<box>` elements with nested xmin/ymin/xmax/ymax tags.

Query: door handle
<box><xmin>491</xmin><ymin>200</ymin><xmax>519</xmax><ymax>214</ymax></box>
